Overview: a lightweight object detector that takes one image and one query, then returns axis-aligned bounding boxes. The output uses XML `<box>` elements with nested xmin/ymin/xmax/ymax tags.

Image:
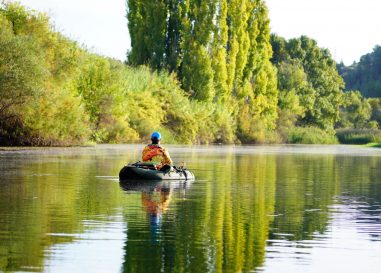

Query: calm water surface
<box><xmin>0</xmin><ymin>145</ymin><xmax>381</xmax><ymax>273</ymax></box>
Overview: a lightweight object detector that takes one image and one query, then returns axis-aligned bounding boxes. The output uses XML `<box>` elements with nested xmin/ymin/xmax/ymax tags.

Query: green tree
<box><xmin>179</xmin><ymin>0</ymin><xmax>216</xmax><ymax>101</ymax></box>
<box><xmin>271</xmin><ymin>34</ymin><xmax>344</xmax><ymax>130</ymax></box>
<box><xmin>76</xmin><ymin>55</ymin><xmax>138</xmax><ymax>142</ymax></box>
<box><xmin>337</xmin><ymin>91</ymin><xmax>372</xmax><ymax>129</ymax></box>
<box><xmin>0</xmin><ymin>2</ymin><xmax>89</xmax><ymax>145</ymax></box>
<box><xmin>0</xmin><ymin>29</ymin><xmax>47</xmax><ymax>142</ymax></box>
<box><xmin>211</xmin><ymin>0</ymin><xmax>229</xmax><ymax>103</ymax></box>
<box><xmin>127</xmin><ymin>0</ymin><xmax>279</xmax><ymax>142</ymax></box>
<box><xmin>369</xmin><ymin>98</ymin><xmax>381</xmax><ymax>128</ymax></box>
<box><xmin>338</xmin><ymin>45</ymin><xmax>381</xmax><ymax>98</ymax></box>
<box><xmin>235</xmin><ymin>1</ymin><xmax>278</xmax><ymax>142</ymax></box>
<box><xmin>127</xmin><ymin>0</ymin><xmax>167</xmax><ymax>69</ymax></box>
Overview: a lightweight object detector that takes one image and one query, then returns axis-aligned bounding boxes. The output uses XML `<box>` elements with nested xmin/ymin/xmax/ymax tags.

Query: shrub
<box><xmin>286</xmin><ymin>127</ymin><xmax>338</xmax><ymax>144</ymax></box>
<box><xmin>336</xmin><ymin>128</ymin><xmax>381</xmax><ymax>144</ymax></box>
<box><xmin>123</xmin><ymin>67</ymin><xmax>237</xmax><ymax>144</ymax></box>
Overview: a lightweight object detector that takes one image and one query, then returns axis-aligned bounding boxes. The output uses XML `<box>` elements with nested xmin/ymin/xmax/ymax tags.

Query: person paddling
<box><xmin>142</xmin><ymin>132</ymin><xmax>173</xmax><ymax>172</ymax></box>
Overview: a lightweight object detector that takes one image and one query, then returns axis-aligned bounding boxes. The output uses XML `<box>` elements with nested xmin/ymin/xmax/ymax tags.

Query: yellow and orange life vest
<box><xmin>142</xmin><ymin>144</ymin><xmax>172</xmax><ymax>169</ymax></box>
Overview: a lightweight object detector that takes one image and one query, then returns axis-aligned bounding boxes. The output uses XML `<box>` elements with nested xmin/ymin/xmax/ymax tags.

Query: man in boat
<box><xmin>142</xmin><ymin>132</ymin><xmax>173</xmax><ymax>172</ymax></box>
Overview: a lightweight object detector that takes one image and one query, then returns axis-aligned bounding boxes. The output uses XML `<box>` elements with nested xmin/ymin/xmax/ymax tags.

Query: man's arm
<box><xmin>162</xmin><ymin>148</ymin><xmax>173</xmax><ymax>165</ymax></box>
<box><xmin>142</xmin><ymin>146</ymin><xmax>152</xmax><ymax>161</ymax></box>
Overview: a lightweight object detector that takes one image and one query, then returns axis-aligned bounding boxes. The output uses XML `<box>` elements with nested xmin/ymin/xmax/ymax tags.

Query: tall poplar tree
<box><xmin>127</xmin><ymin>0</ymin><xmax>167</xmax><ymax>69</ymax></box>
<box><xmin>180</xmin><ymin>0</ymin><xmax>216</xmax><ymax>101</ymax></box>
<box><xmin>211</xmin><ymin>0</ymin><xmax>229</xmax><ymax>103</ymax></box>
<box><xmin>126</xmin><ymin>0</ymin><xmax>278</xmax><ymax>141</ymax></box>
<box><xmin>230</xmin><ymin>0</ymin><xmax>279</xmax><ymax>135</ymax></box>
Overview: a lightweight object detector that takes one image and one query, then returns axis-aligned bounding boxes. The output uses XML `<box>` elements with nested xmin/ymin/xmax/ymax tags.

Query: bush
<box><xmin>123</xmin><ymin>67</ymin><xmax>237</xmax><ymax>144</ymax></box>
<box><xmin>366</xmin><ymin>143</ymin><xmax>381</xmax><ymax>148</ymax></box>
<box><xmin>286</xmin><ymin>127</ymin><xmax>338</xmax><ymax>144</ymax></box>
<box><xmin>336</xmin><ymin>128</ymin><xmax>381</xmax><ymax>144</ymax></box>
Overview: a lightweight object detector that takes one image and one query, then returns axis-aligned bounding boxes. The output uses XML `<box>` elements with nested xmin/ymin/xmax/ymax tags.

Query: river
<box><xmin>0</xmin><ymin>144</ymin><xmax>380</xmax><ymax>273</ymax></box>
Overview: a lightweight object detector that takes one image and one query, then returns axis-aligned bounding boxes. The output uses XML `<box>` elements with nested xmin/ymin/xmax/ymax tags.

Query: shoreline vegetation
<box><xmin>1</xmin><ymin>1</ymin><xmax>381</xmax><ymax>147</ymax></box>
<box><xmin>366</xmin><ymin>143</ymin><xmax>381</xmax><ymax>148</ymax></box>
<box><xmin>0</xmin><ymin>142</ymin><xmax>380</xmax><ymax>154</ymax></box>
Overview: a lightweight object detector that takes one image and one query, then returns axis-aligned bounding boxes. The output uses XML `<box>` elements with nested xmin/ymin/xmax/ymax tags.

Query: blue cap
<box><xmin>151</xmin><ymin>132</ymin><xmax>161</xmax><ymax>140</ymax></box>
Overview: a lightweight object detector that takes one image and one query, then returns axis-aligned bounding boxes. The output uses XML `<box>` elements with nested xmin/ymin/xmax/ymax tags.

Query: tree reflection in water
<box><xmin>1</xmin><ymin>146</ymin><xmax>381</xmax><ymax>273</ymax></box>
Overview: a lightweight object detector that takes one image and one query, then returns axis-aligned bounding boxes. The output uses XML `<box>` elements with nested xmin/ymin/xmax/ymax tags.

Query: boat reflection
<box><xmin>119</xmin><ymin>180</ymin><xmax>194</xmax><ymax>242</ymax></box>
<box><xmin>119</xmin><ymin>179</ymin><xmax>193</xmax><ymax>193</ymax></box>
<box><xmin>119</xmin><ymin>180</ymin><xmax>195</xmax><ymax>273</ymax></box>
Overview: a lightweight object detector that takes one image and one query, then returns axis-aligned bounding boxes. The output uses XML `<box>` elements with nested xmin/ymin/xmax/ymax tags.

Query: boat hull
<box><xmin>119</xmin><ymin>165</ymin><xmax>195</xmax><ymax>181</ymax></box>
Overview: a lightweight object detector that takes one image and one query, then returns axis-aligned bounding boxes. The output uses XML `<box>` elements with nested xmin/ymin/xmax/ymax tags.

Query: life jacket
<box><xmin>142</xmin><ymin>145</ymin><xmax>165</xmax><ymax>162</ymax></box>
<box><xmin>142</xmin><ymin>144</ymin><xmax>172</xmax><ymax>170</ymax></box>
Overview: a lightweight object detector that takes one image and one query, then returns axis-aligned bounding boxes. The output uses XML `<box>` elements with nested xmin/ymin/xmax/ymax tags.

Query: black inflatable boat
<box><xmin>119</xmin><ymin>162</ymin><xmax>195</xmax><ymax>181</ymax></box>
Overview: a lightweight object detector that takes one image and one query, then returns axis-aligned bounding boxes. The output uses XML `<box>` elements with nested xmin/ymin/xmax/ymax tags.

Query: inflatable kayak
<box><xmin>119</xmin><ymin>162</ymin><xmax>195</xmax><ymax>181</ymax></box>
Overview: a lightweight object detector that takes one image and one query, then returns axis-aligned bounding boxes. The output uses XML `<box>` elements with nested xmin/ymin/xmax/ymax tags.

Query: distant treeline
<box><xmin>338</xmin><ymin>46</ymin><xmax>381</xmax><ymax>98</ymax></box>
<box><xmin>0</xmin><ymin>1</ymin><xmax>380</xmax><ymax>146</ymax></box>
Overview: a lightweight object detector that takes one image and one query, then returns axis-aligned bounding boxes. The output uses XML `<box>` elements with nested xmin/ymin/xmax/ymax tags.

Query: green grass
<box><xmin>336</xmin><ymin>129</ymin><xmax>381</xmax><ymax>144</ymax></box>
<box><xmin>365</xmin><ymin>142</ymin><xmax>381</xmax><ymax>148</ymax></box>
<box><xmin>285</xmin><ymin>127</ymin><xmax>338</xmax><ymax>144</ymax></box>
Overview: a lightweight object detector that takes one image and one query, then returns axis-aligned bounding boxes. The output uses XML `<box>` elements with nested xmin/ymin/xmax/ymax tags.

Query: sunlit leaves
<box><xmin>127</xmin><ymin>0</ymin><xmax>278</xmax><ymax>143</ymax></box>
<box><xmin>271</xmin><ymin>34</ymin><xmax>344</xmax><ymax>130</ymax></box>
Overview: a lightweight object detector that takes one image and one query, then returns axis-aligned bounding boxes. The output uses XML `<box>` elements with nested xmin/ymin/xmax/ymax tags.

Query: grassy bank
<box><xmin>365</xmin><ymin>143</ymin><xmax>381</xmax><ymax>148</ymax></box>
<box><xmin>283</xmin><ymin>127</ymin><xmax>338</xmax><ymax>144</ymax></box>
<box><xmin>336</xmin><ymin>129</ymin><xmax>381</xmax><ymax>145</ymax></box>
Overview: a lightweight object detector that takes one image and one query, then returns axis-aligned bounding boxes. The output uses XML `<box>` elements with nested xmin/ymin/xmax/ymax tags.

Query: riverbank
<box><xmin>1</xmin><ymin>143</ymin><xmax>380</xmax><ymax>153</ymax></box>
<box><xmin>0</xmin><ymin>143</ymin><xmax>96</xmax><ymax>151</ymax></box>
<box><xmin>2</xmin><ymin>2</ymin><xmax>381</xmax><ymax>148</ymax></box>
<box><xmin>366</xmin><ymin>143</ymin><xmax>381</xmax><ymax>148</ymax></box>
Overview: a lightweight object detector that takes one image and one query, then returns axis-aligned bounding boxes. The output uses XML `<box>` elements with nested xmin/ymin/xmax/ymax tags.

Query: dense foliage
<box><xmin>336</xmin><ymin>46</ymin><xmax>381</xmax><ymax>140</ymax></box>
<box><xmin>0</xmin><ymin>2</ymin><xmax>235</xmax><ymax>145</ymax></box>
<box><xmin>127</xmin><ymin>0</ymin><xmax>278</xmax><ymax>142</ymax></box>
<box><xmin>336</xmin><ymin>91</ymin><xmax>377</xmax><ymax>129</ymax></box>
<box><xmin>0</xmin><ymin>2</ymin><xmax>90</xmax><ymax>145</ymax></box>
<box><xmin>1</xmin><ymin>1</ymin><xmax>380</xmax><ymax>146</ymax></box>
<box><xmin>271</xmin><ymin>34</ymin><xmax>345</xmax><ymax>131</ymax></box>
<box><xmin>338</xmin><ymin>46</ymin><xmax>381</xmax><ymax>98</ymax></box>
<box><xmin>336</xmin><ymin>128</ymin><xmax>381</xmax><ymax>144</ymax></box>
<box><xmin>270</xmin><ymin>35</ymin><xmax>381</xmax><ymax>143</ymax></box>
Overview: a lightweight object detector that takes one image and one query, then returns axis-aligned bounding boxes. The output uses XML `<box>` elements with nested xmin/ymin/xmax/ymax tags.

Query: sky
<box><xmin>266</xmin><ymin>0</ymin><xmax>381</xmax><ymax>65</ymax></box>
<box><xmin>16</xmin><ymin>0</ymin><xmax>381</xmax><ymax>65</ymax></box>
<box><xmin>17</xmin><ymin>0</ymin><xmax>131</xmax><ymax>61</ymax></box>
